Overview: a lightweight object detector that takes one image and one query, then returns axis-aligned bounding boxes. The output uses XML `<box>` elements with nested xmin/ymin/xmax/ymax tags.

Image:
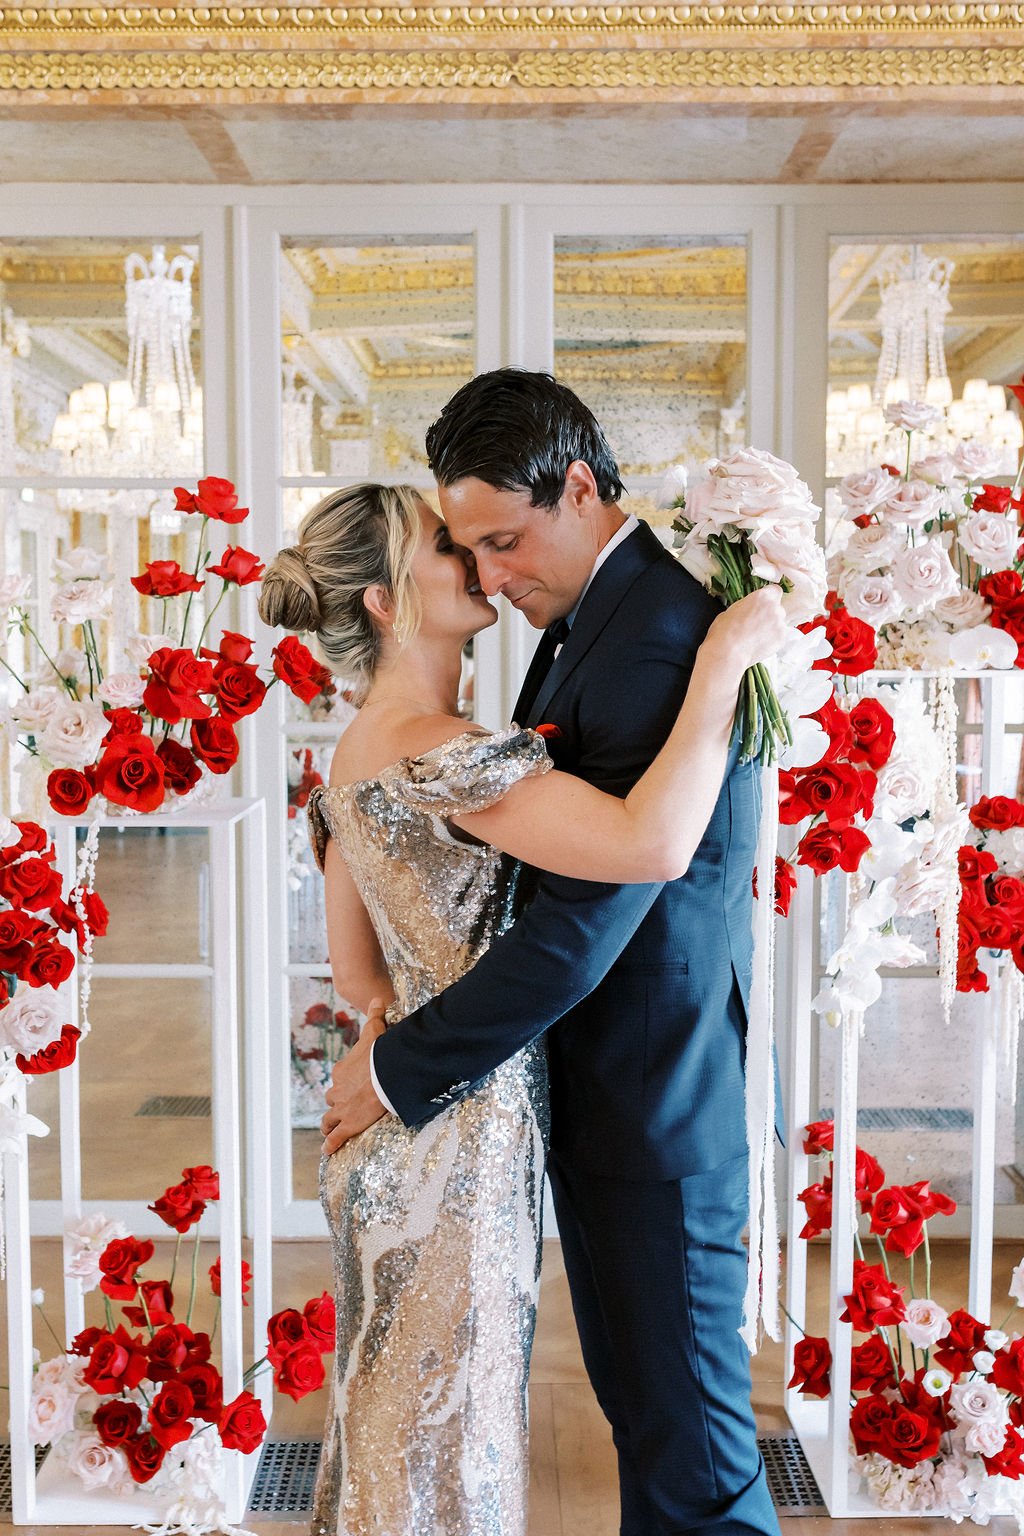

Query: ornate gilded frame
<box><xmin>1</xmin><ymin>3</ymin><xmax>1022</xmax><ymax>101</ymax></box>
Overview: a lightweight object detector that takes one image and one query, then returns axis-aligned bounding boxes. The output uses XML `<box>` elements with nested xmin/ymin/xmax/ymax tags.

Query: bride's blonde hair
<box><xmin>259</xmin><ymin>483</ymin><xmax>423</xmax><ymax>701</ymax></box>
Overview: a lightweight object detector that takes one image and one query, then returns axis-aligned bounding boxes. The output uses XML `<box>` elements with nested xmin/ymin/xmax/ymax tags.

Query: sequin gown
<box><xmin>305</xmin><ymin>727</ymin><xmax>552</xmax><ymax>1536</ymax></box>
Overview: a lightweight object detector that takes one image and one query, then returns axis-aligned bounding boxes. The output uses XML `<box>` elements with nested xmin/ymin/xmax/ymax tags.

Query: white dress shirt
<box><xmin>367</xmin><ymin>513</ymin><xmax>640</xmax><ymax>1115</ymax></box>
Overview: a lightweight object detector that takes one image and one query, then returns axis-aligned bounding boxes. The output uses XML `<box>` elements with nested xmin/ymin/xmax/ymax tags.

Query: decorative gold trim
<box><xmin>3</xmin><ymin>45</ymin><xmax>1024</xmax><ymax>90</ymax></box>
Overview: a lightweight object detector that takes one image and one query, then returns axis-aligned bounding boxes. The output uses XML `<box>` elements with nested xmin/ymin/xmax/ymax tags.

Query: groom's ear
<box><xmin>563</xmin><ymin>460</ymin><xmax>601</xmax><ymax>516</ymax></box>
<box><xmin>363</xmin><ymin>583</ymin><xmax>393</xmax><ymax>626</ymax></box>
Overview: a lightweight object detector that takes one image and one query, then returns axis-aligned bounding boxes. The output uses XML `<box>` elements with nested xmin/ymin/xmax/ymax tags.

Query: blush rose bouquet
<box><xmin>790</xmin><ymin>1121</ymin><xmax>1024</xmax><ymax>1523</ymax></box>
<box><xmin>30</xmin><ymin>1163</ymin><xmax>335</xmax><ymax>1535</ymax></box>
<box><xmin>2</xmin><ymin>477</ymin><xmax>335</xmax><ymax>822</ymax></box>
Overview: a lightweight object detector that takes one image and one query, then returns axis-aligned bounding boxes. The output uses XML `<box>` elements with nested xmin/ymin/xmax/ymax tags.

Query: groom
<box><xmin>323</xmin><ymin>369</ymin><xmax>780</xmax><ymax>1536</ymax></box>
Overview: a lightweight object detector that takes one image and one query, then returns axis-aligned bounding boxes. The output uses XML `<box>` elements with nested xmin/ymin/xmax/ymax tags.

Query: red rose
<box><xmin>959</xmin><ymin>957</ymin><xmax>990</xmax><ymax>994</ymax></box>
<box><xmin>125</xmin><ymin>1433</ymin><xmax>166</xmax><ymax>1483</ymax></box>
<box><xmin>906</xmin><ymin>1179</ymin><xmax>957</xmax><ymax>1221</ymax></box>
<box><xmin>811</xmin><ymin>694</ymin><xmax>854</xmax><ymax>761</ymax></box>
<box><xmin>773</xmin><ymin>857</ymin><xmax>797</xmax><ymax>917</ymax></box>
<box><xmin>979</xmin><ymin>569</ymin><xmax>1023</xmax><ymax>605</ymax></box>
<box><xmin>0</xmin><ymin>909</ymin><xmax>47</xmax><ymax>970</ymax></box>
<box><xmin>69</xmin><ymin>1326</ymin><xmax>104</xmax><ymax>1357</ymax></box>
<box><xmin>788</xmin><ymin>1335</ymin><xmax>831</xmax><ymax>1399</ymax></box>
<box><xmin>0</xmin><ymin>821</ymin><xmax>50</xmax><ymax>864</ymax></box>
<box><xmin>933</xmin><ymin>1309</ymin><xmax>988</xmax><ymax>1376</ymax></box>
<box><xmin>984</xmin><ymin>1425</ymin><xmax>1024</xmax><ymax>1480</ymax></box>
<box><xmin>273</xmin><ymin>1339</ymin><xmax>326</xmax><ymax>1402</ymax></box>
<box><xmin>798</xmin><ymin>1180</ymin><xmax>832</xmax><ymax>1239</ymax></box>
<box><xmin>190</xmin><ymin>717</ymin><xmax>239</xmax><ymax>775</ymax></box>
<box><xmin>179</xmin><ymin>1363</ymin><xmax>224</xmax><ymax>1424</ymax></box>
<box><xmin>0</xmin><ymin>856</ymin><xmax>63</xmax><ymax>912</ymax></box>
<box><xmin>93</xmin><ymin>1399</ymin><xmax>143</xmax><ymax>1447</ymax></box>
<box><xmin>990</xmin><ymin>874</ymin><xmax>1024</xmax><ymax>920</ymax></box>
<box><xmin>869</xmin><ymin>1186</ymin><xmax>924</xmax><ymax>1256</ymax></box>
<box><xmin>174</xmin><ymin>486</ymin><xmax>199</xmax><ymax>513</ymax></box>
<box><xmin>970</xmin><ymin>795</ymin><xmax>1024</xmax><ymax>832</ymax></box>
<box><xmin>535</xmin><ymin>722</ymin><xmax>562</xmax><ymax>741</ymax></box>
<box><xmin>846</xmin><ymin>698</ymin><xmax>896</xmax><ymax>771</ymax></box>
<box><xmin>266</xmin><ymin>1308</ymin><xmax>309</xmax><ymax>1367</ymax></box>
<box><xmin>80</xmin><ymin>889</ymin><xmax>108</xmax><ymax>940</ymax></box>
<box><xmin>21</xmin><ymin>934</ymin><xmax>75</xmax><ymax>989</ymax></box>
<box><xmin>793</xmin><ymin>763</ymin><xmax>871</xmax><ymax>827</ymax></box>
<box><xmin>196</xmin><ymin>476</ymin><xmax>249</xmax><ymax>523</ymax></box>
<box><xmin>143</xmin><ymin>647</ymin><xmax>215</xmax><ymax>725</ymax></box>
<box><xmin>47</xmin><ymin>767</ymin><xmax>95</xmax><ymax>817</ymax></box>
<box><xmin>145</xmin><ymin>1323</ymin><xmax>194</xmax><ymax>1381</ymax></box>
<box><xmin>899</xmin><ymin>1367</ymin><xmax>952</xmax><ymax>1430</ymax></box>
<box><xmin>851</xmin><ymin>1396</ymin><xmax>896</xmax><ymax>1455</ymax></box>
<box><xmin>102</xmin><ymin>708</ymin><xmax>146</xmax><ymax>743</ymax></box>
<box><xmin>209</xmin><ymin>1257</ymin><xmax>251</xmax><ymax>1302</ymax></box>
<box><xmin>805</xmin><ymin>607</ymin><xmax>878</xmax><ymax>676</ymax></box>
<box><xmin>978</xmin><ymin>906</ymin><xmax>1017</xmax><ymax>947</ymax></box>
<box><xmin>802</xmin><ymin>1120</ymin><xmax>835</xmax><ymax>1155</ymax></box>
<box><xmin>959</xmin><ymin>846</ymin><xmax>999</xmax><ymax>882</ymax></box>
<box><xmin>16</xmin><ymin>1024</ymin><xmax>80</xmax><ymax>1076</ymax></box>
<box><xmin>303</xmin><ymin>1292</ymin><xmax>336</xmax><ymax>1353</ymax></box>
<box><xmin>183</xmin><ymin>1165</ymin><xmax>220</xmax><ymax>1200</ymax></box>
<box><xmin>796</xmin><ymin>824</ymin><xmax>871</xmax><ymax>876</ymax></box>
<box><xmin>777</xmin><ymin>770</ymin><xmax>806</xmax><ymax>826</ymax></box>
<box><xmin>851</xmin><ymin>1333</ymin><xmax>897</xmax><ymax>1395</ymax></box>
<box><xmin>991</xmin><ymin>1337</ymin><xmax>1024</xmax><ymax>1397</ymax></box>
<box><xmin>84</xmin><ymin>1325</ymin><xmax>149</xmax><ymax>1393</ymax></box>
<box><xmin>207</xmin><ymin>545</ymin><xmax>265</xmax><ymax>586</ymax></box>
<box><xmin>856</xmin><ymin>1148</ymin><xmax>886</xmax><ymax>1212</ymax></box>
<box><xmin>148</xmin><ymin>1378</ymin><xmax>195</xmax><ymax>1451</ymax></box>
<box><xmin>840</xmin><ymin>1260</ymin><xmax>906</xmax><ymax>1332</ymax></box>
<box><xmin>991</xmin><ymin>597</ymin><xmax>1024</xmax><ymax>652</ymax></box>
<box><xmin>272</xmin><ymin>635</ymin><xmax>334</xmax><ymax>705</ymax></box>
<box><xmin>218</xmin><ymin>1390</ymin><xmax>267</xmax><ymax>1454</ymax></box>
<box><xmin>99</xmin><ymin>1237</ymin><xmax>154</xmax><ymax>1300</ymax></box>
<box><xmin>130</xmin><ymin>560</ymin><xmax>204</xmax><ymax>598</ymax></box>
<box><xmin>212</xmin><ymin>660</ymin><xmax>267</xmax><ymax>721</ymax></box>
<box><xmin>123</xmin><ymin>1279</ymin><xmax>175</xmax><ymax>1329</ymax></box>
<box><xmin>156</xmin><ymin>737</ymin><xmax>202</xmax><ymax>796</ymax></box>
<box><xmin>149</xmin><ymin>1180</ymin><xmax>206</xmax><ymax>1234</ymax></box>
<box><xmin>201</xmin><ymin>631</ymin><xmax>254</xmax><ymax>664</ymax></box>
<box><xmin>94</xmin><ymin>736</ymin><xmax>166</xmax><ymax>813</ymax></box>
<box><xmin>878</xmin><ymin>1403</ymin><xmax>942</xmax><ymax>1468</ymax></box>
<box><xmin>972</xmin><ymin>484</ymin><xmax>1016</xmax><ymax>515</ymax></box>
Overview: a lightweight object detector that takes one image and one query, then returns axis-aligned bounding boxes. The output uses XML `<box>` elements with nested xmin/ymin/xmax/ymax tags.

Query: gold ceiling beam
<box><xmin>0</xmin><ymin>4</ymin><xmax>1022</xmax><ymax>101</ymax></box>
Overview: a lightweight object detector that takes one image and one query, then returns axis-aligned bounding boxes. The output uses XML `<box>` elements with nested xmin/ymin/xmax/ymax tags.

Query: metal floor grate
<box><xmin>820</xmin><ymin>1105</ymin><xmax>972</xmax><ymax>1132</ymax></box>
<box><xmin>135</xmin><ymin>1093</ymin><xmax>212</xmax><ymax>1118</ymax></box>
<box><xmin>244</xmin><ymin>1435</ymin><xmax>822</xmax><ymax>1518</ymax></box>
<box><xmin>759</xmin><ymin>1432</ymin><xmax>826</xmax><ymax>1515</ymax></box>
<box><xmin>0</xmin><ymin>1445</ymin><xmax>48</xmax><ymax>1517</ymax></box>
<box><xmin>248</xmin><ymin>1438</ymin><xmax>322</xmax><ymax>1515</ymax></box>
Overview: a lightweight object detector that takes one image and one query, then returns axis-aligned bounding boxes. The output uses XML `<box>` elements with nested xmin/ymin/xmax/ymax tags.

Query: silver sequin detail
<box><xmin>307</xmin><ymin>728</ymin><xmax>552</xmax><ymax>1536</ymax></box>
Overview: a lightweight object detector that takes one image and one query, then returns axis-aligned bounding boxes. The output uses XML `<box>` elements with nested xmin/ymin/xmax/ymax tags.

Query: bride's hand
<box><xmin>702</xmin><ymin>587</ymin><xmax>788</xmax><ymax>677</ymax></box>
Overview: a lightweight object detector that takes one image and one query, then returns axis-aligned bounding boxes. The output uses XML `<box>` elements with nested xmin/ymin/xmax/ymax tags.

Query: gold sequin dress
<box><xmin>306</xmin><ymin>727</ymin><xmax>552</xmax><ymax>1536</ymax></box>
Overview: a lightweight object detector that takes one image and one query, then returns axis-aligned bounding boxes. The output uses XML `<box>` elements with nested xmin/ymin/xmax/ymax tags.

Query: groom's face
<box><xmin>438</xmin><ymin>465</ymin><xmax>606</xmax><ymax>630</ymax></box>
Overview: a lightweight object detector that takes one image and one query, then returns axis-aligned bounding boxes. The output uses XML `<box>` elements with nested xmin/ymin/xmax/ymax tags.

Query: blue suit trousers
<box><xmin>547</xmin><ymin>1150</ymin><xmax>781</xmax><ymax>1536</ymax></box>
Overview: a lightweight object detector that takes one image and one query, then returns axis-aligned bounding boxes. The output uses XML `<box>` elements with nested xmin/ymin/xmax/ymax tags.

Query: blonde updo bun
<box><xmin>258</xmin><ymin>483</ymin><xmax>422</xmax><ymax>702</ymax></box>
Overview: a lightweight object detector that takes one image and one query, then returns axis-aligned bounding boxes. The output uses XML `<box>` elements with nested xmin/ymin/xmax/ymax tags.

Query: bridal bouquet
<box><xmin>30</xmin><ymin>1163</ymin><xmax>334</xmax><ymax>1535</ymax></box>
<box><xmin>662</xmin><ymin>447</ymin><xmax>827</xmax><ymax>765</ymax></box>
<box><xmin>791</xmin><ymin>1120</ymin><xmax>1024</xmax><ymax>1525</ymax></box>
<box><xmin>2</xmin><ymin>477</ymin><xmax>335</xmax><ymax>821</ymax></box>
<box><xmin>827</xmin><ymin>398</ymin><xmax>1024</xmax><ymax>672</ymax></box>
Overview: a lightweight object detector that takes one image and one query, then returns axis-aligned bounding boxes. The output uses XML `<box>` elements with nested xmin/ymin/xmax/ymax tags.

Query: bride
<box><xmin>258</xmin><ymin>482</ymin><xmax>786</xmax><ymax>1536</ymax></box>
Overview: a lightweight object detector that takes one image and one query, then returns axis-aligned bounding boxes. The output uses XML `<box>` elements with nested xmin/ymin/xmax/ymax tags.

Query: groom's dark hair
<box><xmin>425</xmin><ymin>367</ymin><xmax>626</xmax><ymax>511</ymax></box>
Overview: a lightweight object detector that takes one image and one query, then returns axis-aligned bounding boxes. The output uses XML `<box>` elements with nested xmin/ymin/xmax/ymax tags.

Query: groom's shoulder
<box><xmin>618</xmin><ymin>533</ymin><xmax>721</xmax><ymax>641</ymax></box>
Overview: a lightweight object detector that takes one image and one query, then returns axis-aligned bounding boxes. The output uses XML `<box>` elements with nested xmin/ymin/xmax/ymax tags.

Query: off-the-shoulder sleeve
<box><xmin>391</xmin><ymin>727</ymin><xmax>551</xmax><ymax>817</ymax></box>
<box><xmin>307</xmin><ymin>783</ymin><xmax>332</xmax><ymax>873</ymax></box>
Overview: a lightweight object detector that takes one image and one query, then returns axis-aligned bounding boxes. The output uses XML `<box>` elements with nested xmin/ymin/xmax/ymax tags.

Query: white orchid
<box><xmin>946</xmin><ymin>625</ymin><xmax>1018</xmax><ymax>671</ymax></box>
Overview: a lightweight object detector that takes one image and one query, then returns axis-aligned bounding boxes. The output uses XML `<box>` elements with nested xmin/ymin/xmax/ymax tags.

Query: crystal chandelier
<box><xmin>49</xmin><ymin>246</ymin><xmax>203</xmax><ymax>480</ymax></box>
<box><xmin>826</xmin><ymin>246</ymin><xmax>1023</xmax><ymax>478</ymax></box>
<box><xmin>1</xmin><ymin>302</ymin><xmax>31</xmax><ymax>468</ymax></box>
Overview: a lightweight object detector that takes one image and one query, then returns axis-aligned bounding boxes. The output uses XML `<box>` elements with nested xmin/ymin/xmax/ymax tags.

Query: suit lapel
<box><xmin>524</xmin><ymin>521</ymin><xmax>664</xmax><ymax>728</ymax></box>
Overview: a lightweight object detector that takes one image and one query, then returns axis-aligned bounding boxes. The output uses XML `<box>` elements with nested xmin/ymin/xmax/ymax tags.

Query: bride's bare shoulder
<box><xmin>329</xmin><ymin>710</ymin><xmax>485</xmax><ymax>788</ymax></box>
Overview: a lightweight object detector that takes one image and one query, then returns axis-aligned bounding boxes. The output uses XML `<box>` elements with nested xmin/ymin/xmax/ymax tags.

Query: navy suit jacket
<box><xmin>372</xmin><ymin>519</ymin><xmax>763</xmax><ymax>1181</ymax></box>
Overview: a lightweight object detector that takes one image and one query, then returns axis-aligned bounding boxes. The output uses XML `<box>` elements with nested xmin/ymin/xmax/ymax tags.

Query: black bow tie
<box><xmin>547</xmin><ymin>617</ymin><xmax>571</xmax><ymax>647</ymax></box>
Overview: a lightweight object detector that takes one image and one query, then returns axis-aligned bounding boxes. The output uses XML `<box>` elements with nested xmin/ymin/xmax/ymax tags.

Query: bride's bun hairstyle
<box><xmin>259</xmin><ymin>483</ymin><xmax>422</xmax><ymax>701</ymax></box>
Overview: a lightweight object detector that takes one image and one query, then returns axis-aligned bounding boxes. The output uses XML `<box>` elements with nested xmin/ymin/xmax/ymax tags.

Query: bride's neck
<box><xmin>364</xmin><ymin>636</ymin><xmax>465</xmax><ymax>718</ymax></box>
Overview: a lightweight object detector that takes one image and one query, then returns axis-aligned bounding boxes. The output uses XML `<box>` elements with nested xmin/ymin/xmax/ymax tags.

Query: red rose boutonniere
<box><xmin>535</xmin><ymin>723</ymin><xmax>562</xmax><ymax>741</ymax></box>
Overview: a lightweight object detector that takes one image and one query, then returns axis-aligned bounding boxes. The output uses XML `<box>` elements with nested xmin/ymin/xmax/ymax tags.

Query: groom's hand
<box><xmin>320</xmin><ymin>998</ymin><xmax>389</xmax><ymax>1155</ymax></box>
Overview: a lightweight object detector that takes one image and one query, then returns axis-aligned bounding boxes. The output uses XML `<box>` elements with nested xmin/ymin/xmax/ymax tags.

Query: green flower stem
<box><xmin>19</xmin><ymin>613</ymin><xmax>77</xmax><ymax>697</ymax></box>
<box><xmin>35</xmin><ymin>1302</ymin><xmax>66</xmax><ymax>1355</ymax></box>
<box><xmin>923</xmin><ymin>1225</ymin><xmax>932</xmax><ymax>1301</ymax></box>
<box><xmin>904</xmin><ymin>431</ymin><xmax>913</xmax><ymax>482</ymax></box>
<box><xmin>103</xmin><ymin>1296</ymin><xmax>114</xmax><ymax>1331</ymax></box>
<box><xmin>186</xmin><ymin>1229</ymin><xmax>202</xmax><ymax>1328</ymax></box>
<box><xmin>243</xmin><ymin>1359</ymin><xmax>271</xmax><ymax>1383</ymax></box>
<box><xmin>169</xmin><ymin>1233</ymin><xmax>182</xmax><ymax>1293</ymax></box>
<box><xmin>135</xmin><ymin>1283</ymin><xmax>156</xmax><ymax>1341</ymax></box>
<box><xmin>195</xmin><ymin>582</ymin><xmax>228</xmax><ymax>654</ymax></box>
<box><xmin>210</xmin><ymin>1300</ymin><xmax>221</xmax><ymax>1348</ymax></box>
<box><xmin>1011</xmin><ymin>455</ymin><xmax>1024</xmax><ymax>501</ymax></box>
<box><xmin>781</xmin><ymin>1304</ymin><xmax>806</xmax><ymax>1338</ymax></box>
<box><xmin>178</xmin><ymin>519</ymin><xmax>210</xmax><ymax>649</ymax></box>
<box><xmin>0</xmin><ymin>653</ymin><xmax>29</xmax><ymax>692</ymax></box>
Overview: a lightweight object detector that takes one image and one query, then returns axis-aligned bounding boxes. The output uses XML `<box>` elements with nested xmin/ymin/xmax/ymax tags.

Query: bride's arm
<box><xmin>452</xmin><ymin>586</ymin><xmax>787</xmax><ymax>884</ymax></box>
<box><xmin>323</xmin><ymin>839</ymin><xmax>395</xmax><ymax>1015</ymax></box>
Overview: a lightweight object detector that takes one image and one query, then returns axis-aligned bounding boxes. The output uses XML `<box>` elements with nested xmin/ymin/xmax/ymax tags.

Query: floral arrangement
<box><xmin>291</xmin><ymin>998</ymin><xmax>360</xmax><ymax>1127</ymax></box>
<box><xmin>2</xmin><ymin>476</ymin><xmax>335</xmax><ymax>822</ymax></box>
<box><xmin>790</xmin><ymin>1119</ymin><xmax>1024</xmax><ymax>1524</ymax></box>
<box><xmin>827</xmin><ymin>398</ymin><xmax>1024</xmax><ymax>673</ymax></box>
<box><xmin>661</xmin><ymin>446</ymin><xmax>828</xmax><ymax>764</ymax></box>
<box><xmin>956</xmin><ymin>794</ymin><xmax>1024</xmax><ymax>994</ymax></box>
<box><xmin>0</xmin><ymin>815</ymin><xmax>106</xmax><ymax>1177</ymax></box>
<box><xmin>30</xmin><ymin>1164</ymin><xmax>334</xmax><ymax>1535</ymax></box>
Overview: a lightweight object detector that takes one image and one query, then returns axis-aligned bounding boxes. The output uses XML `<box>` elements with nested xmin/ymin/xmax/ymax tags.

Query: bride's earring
<box><xmin>393</xmin><ymin>616</ymin><xmax>407</xmax><ymax>646</ymax></box>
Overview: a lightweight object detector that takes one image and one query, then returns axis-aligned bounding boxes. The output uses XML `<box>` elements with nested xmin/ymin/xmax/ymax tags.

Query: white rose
<box><xmin>882</xmin><ymin>480</ymin><xmax>943</xmax><ymax>530</ymax></box>
<box><xmin>934</xmin><ymin>591</ymin><xmax>991</xmax><ymax>631</ymax></box>
<box><xmin>838</xmin><ymin>468</ymin><xmax>900</xmax><ymax>518</ymax></box>
<box><xmin>656</xmin><ymin>464</ymin><xmax>688</xmax><ymax>510</ymax></box>
<box><xmin>54</xmin><ymin>548</ymin><xmax>111</xmax><ymax>582</ymax></box>
<box><xmin>947</xmin><ymin>625</ymin><xmax>1018</xmax><ymax>671</ymax></box>
<box><xmin>913</xmin><ymin>453</ymin><xmax>965</xmax><ymax>487</ymax></box>
<box><xmin>986</xmin><ymin>1330</ymin><xmax>1009</xmax><ymax>1352</ymax></box>
<box><xmin>1009</xmin><ymin>1260</ymin><xmax>1024</xmax><ymax>1305</ymax></box>
<box><xmin>748</xmin><ymin>520</ymin><xmax>827</xmax><ymax>623</ymax></box>
<box><xmin>66</xmin><ymin>1432</ymin><xmax>130</xmax><ymax>1492</ymax></box>
<box><xmin>11</xmin><ymin>685</ymin><xmax>63</xmax><ymax>736</ymax></box>
<box><xmin>0</xmin><ymin>573</ymin><xmax>32</xmax><ymax>615</ymax></box>
<box><xmin>38</xmin><ymin>698</ymin><xmax>107</xmax><ymax>770</ymax></box>
<box><xmin>51</xmin><ymin>580</ymin><xmax>113</xmax><ymax>627</ymax></box>
<box><xmin>0</xmin><ymin>992</ymin><xmax>63</xmax><ymax>1055</ymax></box>
<box><xmin>874</xmin><ymin>758</ymin><xmax>933</xmax><ymax>822</ymax></box>
<box><xmin>892</xmin><ymin>859</ymin><xmax>950</xmax><ymax>916</ymax></box>
<box><xmin>901</xmin><ymin>1297</ymin><xmax>952</xmax><ymax>1348</ymax></box>
<box><xmin>686</xmin><ymin>447</ymin><xmax>818</xmax><ymax>530</ymax></box>
<box><xmin>28</xmin><ymin>1376</ymin><xmax>78</xmax><ymax>1447</ymax></box>
<box><xmin>65</xmin><ymin>1212</ymin><xmax>129</xmax><ymax>1292</ymax></box>
<box><xmin>892</xmin><ymin>538</ymin><xmax>960</xmax><ymax>613</ymax></box>
<box><xmin>53</xmin><ymin>647</ymin><xmax>87</xmax><ymax>682</ymax></box>
<box><xmin>672</xmin><ymin>531</ymin><xmax>720</xmax><ymax>588</ymax></box>
<box><xmin>884</xmin><ymin>399</ymin><xmax>941</xmax><ymax>433</ymax></box>
<box><xmin>954</xmin><ymin>440</ymin><xmax>1003</xmax><ymax>481</ymax></box>
<box><xmin>973</xmin><ymin>1350</ymin><xmax>997</xmax><ymax>1375</ymax></box>
<box><xmin>97</xmin><ymin>671</ymin><xmax>145</xmax><ymax>709</ymax></box>
<box><xmin>840</xmin><ymin>573</ymin><xmax>903</xmax><ymax>629</ymax></box>
<box><xmin>965</xmin><ymin>1418</ymin><xmax>1008</xmax><ymax>1458</ymax></box>
<box><xmin>951</xmin><ymin>1379</ymin><xmax>1005</xmax><ymax>1426</ymax></box>
<box><xmin>958</xmin><ymin>510</ymin><xmax>1019</xmax><ymax>572</ymax></box>
<box><xmin>122</xmin><ymin>632</ymin><xmax>166</xmax><ymax>669</ymax></box>
<box><xmin>839</xmin><ymin>520</ymin><xmax>905</xmax><ymax>572</ymax></box>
